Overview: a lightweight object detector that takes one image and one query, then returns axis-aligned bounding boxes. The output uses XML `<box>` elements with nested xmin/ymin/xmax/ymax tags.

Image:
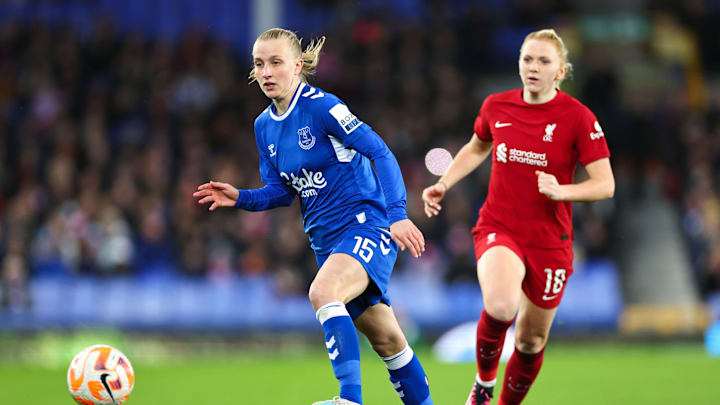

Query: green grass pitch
<box><xmin>2</xmin><ymin>342</ymin><xmax>718</xmax><ymax>404</ymax></box>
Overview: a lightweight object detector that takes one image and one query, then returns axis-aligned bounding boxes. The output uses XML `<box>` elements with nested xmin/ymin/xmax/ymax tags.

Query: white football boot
<box><xmin>311</xmin><ymin>396</ymin><xmax>361</xmax><ymax>405</ymax></box>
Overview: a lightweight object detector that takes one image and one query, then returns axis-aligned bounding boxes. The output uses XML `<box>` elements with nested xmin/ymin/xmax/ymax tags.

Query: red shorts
<box><xmin>472</xmin><ymin>224</ymin><xmax>574</xmax><ymax>309</ymax></box>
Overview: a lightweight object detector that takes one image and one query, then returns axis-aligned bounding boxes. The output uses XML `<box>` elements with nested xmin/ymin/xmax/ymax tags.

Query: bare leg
<box><xmin>355</xmin><ymin>303</ymin><xmax>433</xmax><ymax>404</ymax></box>
<box><xmin>308</xmin><ymin>253</ymin><xmax>370</xmax><ymax>311</ymax></box>
<box><xmin>477</xmin><ymin>246</ymin><xmax>525</xmax><ymax>321</ymax></box>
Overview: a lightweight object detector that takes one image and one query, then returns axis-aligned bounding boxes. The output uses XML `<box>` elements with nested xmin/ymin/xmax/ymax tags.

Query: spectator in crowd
<box><xmin>0</xmin><ymin>1</ymin><xmax>718</xmax><ymax>308</ymax></box>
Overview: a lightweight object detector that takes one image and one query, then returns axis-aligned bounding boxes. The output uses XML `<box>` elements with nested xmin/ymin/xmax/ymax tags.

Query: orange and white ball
<box><xmin>67</xmin><ymin>344</ymin><xmax>135</xmax><ymax>404</ymax></box>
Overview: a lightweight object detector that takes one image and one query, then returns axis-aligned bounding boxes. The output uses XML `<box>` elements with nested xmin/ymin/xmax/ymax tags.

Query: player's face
<box><xmin>252</xmin><ymin>39</ymin><xmax>302</xmax><ymax>101</ymax></box>
<box><xmin>519</xmin><ymin>39</ymin><xmax>566</xmax><ymax>96</ymax></box>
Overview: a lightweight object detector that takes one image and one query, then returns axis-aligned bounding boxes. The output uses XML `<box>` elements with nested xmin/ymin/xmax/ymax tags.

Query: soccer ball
<box><xmin>67</xmin><ymin>344</ymin><xmax>135</xmax><ymax>404</ymax></box>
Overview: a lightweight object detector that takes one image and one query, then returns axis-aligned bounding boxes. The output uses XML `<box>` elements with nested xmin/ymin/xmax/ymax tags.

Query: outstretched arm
<box><xmin>193</xmin><ymin>181</ymin><xmax>295</xmax><ymax>211</ymax></box>
<box><xmin>422</xmin><ymin>134</ymin><xmax>493</xmax><ymax>217</ymax></box>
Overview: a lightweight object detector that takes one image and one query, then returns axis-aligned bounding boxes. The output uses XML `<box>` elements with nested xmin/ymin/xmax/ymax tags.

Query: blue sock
<box><xmin>383</xmin><ymin>346</ymin><xmax>433</xmax><ymax>405</ymax></box>
<box><xmin>316</xmin><ymin>302</ymin><xmax>362</xmax><ymax>404</ymax></box>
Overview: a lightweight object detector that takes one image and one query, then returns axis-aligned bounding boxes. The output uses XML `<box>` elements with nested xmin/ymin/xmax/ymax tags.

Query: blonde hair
<box><xmin>521</xmin><ymin>28</ymin><xmax>573</xmax><ymax>87</ymax></box>
<box><xmin>248</xmin><ymin>28</ymin><xmax>326</xmax><ymax>84</ymax></box>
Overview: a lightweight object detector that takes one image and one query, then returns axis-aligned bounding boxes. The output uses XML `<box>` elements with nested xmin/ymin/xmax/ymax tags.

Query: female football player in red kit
<box><xmin>422</xmin><ymin>29</ymin><xmax>615</xmax><ymax>405</ymax></box>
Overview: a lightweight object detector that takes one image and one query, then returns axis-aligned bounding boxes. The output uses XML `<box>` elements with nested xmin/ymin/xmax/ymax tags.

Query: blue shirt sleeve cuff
<box><xmin>234</xmin><ymin>189</ymin><xmax>247</xmax><ymax>208</ymax></box>
<box><xmin>387</xmin><ymin>207</ymin><xmax>408</xmax><ymax>225</ymax></box>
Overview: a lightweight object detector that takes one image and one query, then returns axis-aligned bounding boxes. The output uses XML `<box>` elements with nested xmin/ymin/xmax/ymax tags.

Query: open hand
<box><xmin>390</xmin><ymin>219</ymin><xmax>425</xmax><ymax>258</ymax></box>
<box><xmin>193</xmin><ymin>181</ymin><xmax>240</xmax><ymax>211</ymax></box>
<box><xmin>421</xmin><ymin>182</ymin><xmax>447</xmax><ymax>217</ymax></box>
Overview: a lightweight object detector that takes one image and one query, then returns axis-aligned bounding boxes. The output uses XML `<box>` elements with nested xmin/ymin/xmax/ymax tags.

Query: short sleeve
<box><xmin>574</xmin><ymin>107</ymin><xmax>611</xmax><ymax>166</ymax></box>
<box><xmin>474</xmin><ymin>97</ymin><xmax>492</xmax><ymax>142</ymax></box>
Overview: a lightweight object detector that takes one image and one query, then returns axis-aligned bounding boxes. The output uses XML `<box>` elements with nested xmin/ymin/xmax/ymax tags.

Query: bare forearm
<box><xmin>439</xmin><ymin>138</ymin><xmax>492</xmax><ymax>190</ymax></box>
<box><xmin>559</xmin><ymin>177</ymin><xmax>615</xmax><ymax>202</ymax></box>
<box><xmin>558</xmin><ymin>158</ymin><xmax>615</xmax><ymax>202</ymax></box>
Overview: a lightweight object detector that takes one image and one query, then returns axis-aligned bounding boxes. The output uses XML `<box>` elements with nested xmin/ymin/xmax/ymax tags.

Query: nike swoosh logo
<box><xmin>542</xmin><ymin>294</ymin><xmax>557</xmax><ymax>301</ymax></box>
<box><xmin>269</xmin><ymin>152</ymin><xmax>277</xmax><ymax>157</ymax></box>
<box><xmin>495</xmin><ymin>121</ymin><xmax>512</xmax><ymax>128</ymax></box>
<box><xmin>100</xmin><ymin>373</ymin><xmax>116</xmax><ymax>402</ymax></box>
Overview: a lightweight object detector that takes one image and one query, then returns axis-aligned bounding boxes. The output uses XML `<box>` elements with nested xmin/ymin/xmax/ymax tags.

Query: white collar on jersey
<box><xmin>269</xmin><ymin>82</ymin><xmax>306</xmax><ymax>121</ymax></box>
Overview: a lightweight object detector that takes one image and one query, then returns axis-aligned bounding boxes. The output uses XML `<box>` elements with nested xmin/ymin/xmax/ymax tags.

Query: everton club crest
<box><xmin>298</xmin><ymin>126</ymin><xmax>315</xmax><ymax>150</ymax></box>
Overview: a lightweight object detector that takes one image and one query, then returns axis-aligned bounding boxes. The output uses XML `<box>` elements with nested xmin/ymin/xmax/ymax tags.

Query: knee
<box><xmin>369</xmin><ymin>332</ymin><xmax>407</xmax><ymax>358</ymax></box>
<box><xmin>515</xmin><ymin>330</ymin><xmax>548</xmax><ymax>353</ymax></box>
<box><xmin>484</xmin><ymin>299</ymin><xmax>519</xmax><ymax>322</ymax></box>
<box><xmin>308</xmin><ymin>281</ymin><xmax>336</xmax><ymax>311</ymax></box>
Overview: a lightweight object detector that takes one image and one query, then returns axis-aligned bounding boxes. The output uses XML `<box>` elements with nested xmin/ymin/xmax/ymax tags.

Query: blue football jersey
<box><xmin>252</xmin><ymin>83</ymin><xmax>408</xmax><ymax>255</ymax></box>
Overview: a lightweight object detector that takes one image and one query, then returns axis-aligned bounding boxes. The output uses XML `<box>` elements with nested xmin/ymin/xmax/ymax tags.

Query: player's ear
<box><xmin>556</xmin><ymin>64</ymin><xmax>568</xmax><ymax>81</ymax></box>
<box><xmin>295</xmin><ymin>58</ymin><xmax>303</xmax><ymax>76</ymax></box>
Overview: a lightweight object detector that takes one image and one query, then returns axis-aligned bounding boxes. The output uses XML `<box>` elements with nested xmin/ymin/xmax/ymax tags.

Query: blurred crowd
<box><xmin>1</xmin><ymin>1</ymin><xmax>720</xmax><ymax>310</ymax></box>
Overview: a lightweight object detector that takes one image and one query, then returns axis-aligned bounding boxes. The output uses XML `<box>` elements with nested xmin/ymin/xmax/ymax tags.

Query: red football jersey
<box><xmin>473</xmin><ymin>89</ymin><xmax>610</xmax><ymax>248</ymax></box>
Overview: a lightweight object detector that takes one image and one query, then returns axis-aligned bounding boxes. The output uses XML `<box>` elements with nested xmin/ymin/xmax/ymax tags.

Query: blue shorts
<box><xmin>315</xmin><ymin>225</ymin><xmax>398</xmax><ymax>320</ymax></box>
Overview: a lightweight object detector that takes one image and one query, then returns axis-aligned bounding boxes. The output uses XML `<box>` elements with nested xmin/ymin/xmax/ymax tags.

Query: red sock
<box><xmin>476</xmin><ymin>310</ymin><xmax>514</xmax><ymax>382</ymax></box>
<box><xmin>498</xmin><ymin>347</ymin><xmax>545</xmax><ymax>405</ymax></box>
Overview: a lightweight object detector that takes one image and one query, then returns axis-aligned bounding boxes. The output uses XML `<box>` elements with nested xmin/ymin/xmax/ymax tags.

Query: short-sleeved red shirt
<box><xmin>473</xmin><ymin>89</ymin><xmax>610</xmax><ymax>248</ymax></box>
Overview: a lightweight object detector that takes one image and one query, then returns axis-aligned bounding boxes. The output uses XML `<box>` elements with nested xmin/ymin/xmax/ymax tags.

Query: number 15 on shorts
<box><xmin>352</xmin><ymin>234</ymin><xmax>392</xmax><ymax>263</ymax></box>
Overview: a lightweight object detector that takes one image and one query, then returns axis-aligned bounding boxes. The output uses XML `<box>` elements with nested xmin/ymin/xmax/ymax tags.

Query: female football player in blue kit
<box><xmin>193</xmin><ymin>28</ymin><xmax>433</xmax><ymax>405</ymax></box>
